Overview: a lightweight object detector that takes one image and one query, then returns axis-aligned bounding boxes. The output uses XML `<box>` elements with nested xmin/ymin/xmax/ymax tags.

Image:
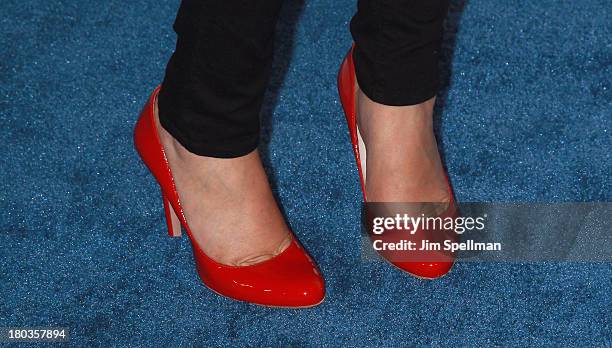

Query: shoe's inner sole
<box><xmin>357</xmin><ymin>123</ymin><xmax>367</xmax><ymax>185</ymax></box>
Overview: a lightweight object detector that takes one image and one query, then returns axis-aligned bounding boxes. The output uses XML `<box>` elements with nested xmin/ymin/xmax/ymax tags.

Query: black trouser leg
<box><xmin>158</xmin><ymin>0</ymin><xmax>449</xmax><ymax>158</ymax></box>
<box><xmin>157</xmin><ymin>0</ymin><xmax>284</xmax><ymax>158</ymax></box>
<box><xmin>351</xmin><ymin>0</ymin><xmax>450</xmax><ymax>105</ymax></box>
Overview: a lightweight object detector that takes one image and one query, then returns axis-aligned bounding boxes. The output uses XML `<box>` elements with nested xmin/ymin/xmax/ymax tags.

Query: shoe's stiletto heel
<box><xmin>134</xmin><ymin>86</ymin><xmax>325</xmax><ymax>307</ymax></box>
<box><xmin>337</xmin><ymin>45</ymin><xmax>457</xmax><ymax>279</ymax></box>
<box><xmin>163</xmin><ymin>195</ymin><xmax>182</xmax><ymax>238</ymax></box>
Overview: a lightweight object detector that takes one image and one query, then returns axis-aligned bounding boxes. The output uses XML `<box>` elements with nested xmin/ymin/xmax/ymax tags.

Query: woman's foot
<box><xmin>154</xmin><ymin>101</ymin><xmax>291</xmax><ymax>266</ymax></box>
<box><xmin>356</xmin><ymin>86</ymin><xmax>450</xmax><ymax>205</ymax></box>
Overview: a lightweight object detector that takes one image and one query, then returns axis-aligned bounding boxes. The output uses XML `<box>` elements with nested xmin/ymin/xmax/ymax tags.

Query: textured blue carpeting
<box><xmin>1</xmin><ymin>0</ymin><xmax>611</xmax><ymax>346</ymax></box>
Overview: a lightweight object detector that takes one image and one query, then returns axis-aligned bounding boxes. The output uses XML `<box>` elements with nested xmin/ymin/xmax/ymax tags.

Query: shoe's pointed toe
<box><xmin>266</xmin><ymin>240</ymin><xmax>326</xmax><ymax>307</ymax></box>
<box><xmin>193</xmin><ymin>238</ymin><xmax>325</xmax><ymax>307</ymax></box>
<box><xmin>393</xmin><ymin>261</ymin><xmax>454</xmax><ymax>280</ymax></box>
<box><xmin>281</xmin><ymin>244</ymin><xmax>326</xmax><ymax>307</ymax></box>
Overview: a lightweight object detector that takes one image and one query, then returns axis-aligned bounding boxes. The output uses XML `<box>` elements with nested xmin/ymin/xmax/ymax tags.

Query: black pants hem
<box><xmin>159</xmin><ymin>109</ymin><xmax>259</xmax><ymax>158</ymax></box>
<box><xmin>353</xmin><ymin>62</ymin><xmax>439</xmax><ymax>106</ymax></box>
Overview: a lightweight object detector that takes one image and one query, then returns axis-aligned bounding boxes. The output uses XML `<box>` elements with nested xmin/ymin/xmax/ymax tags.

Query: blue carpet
<box><xmin>1</xmin><ymin>0</ymin><xmax>611</xmax><ymax>346</ymax></box>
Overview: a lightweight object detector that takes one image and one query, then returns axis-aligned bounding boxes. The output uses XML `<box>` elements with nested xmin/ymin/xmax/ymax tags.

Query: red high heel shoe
<box><xmin>134</xmin><ymin>86</ymin><xmax>325</xmax><ymax>307</ymax></box>
<box><xmin>337</xmin><ymin>46</ymin><xmax>457</xmax><ymax>279</ymax></box>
